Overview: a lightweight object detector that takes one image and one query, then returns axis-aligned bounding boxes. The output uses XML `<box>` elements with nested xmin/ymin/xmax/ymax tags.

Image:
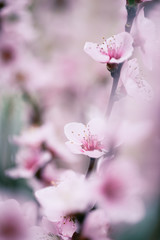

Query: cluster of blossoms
<box><xmin>0</xmin><ymin>0</ymin><xmax>159</xmax><ymax>240</ymax></box>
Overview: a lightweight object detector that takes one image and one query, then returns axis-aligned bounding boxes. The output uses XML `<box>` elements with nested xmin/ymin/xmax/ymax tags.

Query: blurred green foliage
<box><xmin>0</xmin><ymin>93</ymin><xmax>33</xmax><ymax>196</ymax></box>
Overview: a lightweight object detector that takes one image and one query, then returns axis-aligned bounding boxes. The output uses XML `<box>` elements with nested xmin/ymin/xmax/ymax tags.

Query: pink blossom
<box><xmin>6</xmin><ymin>148</ymin><xmax>50</xmax><ymax>179</ymax></box>
<box><xmin>0</xmin><ymin>199</ymin><xmax>28</xmax><ymax>240</ymax></box>
<box><xmin>14</xmin><ymin>123</ymin><xmax>76</xmax><ymax>163</ymax></box>
<box><xmin>82</xmin><ymin>210</ymin><xmax>110</xmax><ymax>240</ymax></box>
<box><xmin>35</xmin><ymin>171</ymin><xmax>93</xmax><ymax>221</ymax></box>
<box><xmin>84</xmin><ymin>32</ymin><xmax>133</xmax><ymax>64</ymax></box>
<box><xmin>95</xmin><ymin>160</ymin><xmax>145</xmax><ymax>223</ymax></box>
<box><xmin>64</xmin><ymin>118</ymin><xmax>106</xmax><ymax>158</ymax></box>
<box><xmin>120</xmin><ymin>58</ymin><xmax>153</xmax><ymax>101</ymax></box>
<box><xmin>40</xmin><ymin>163</ymin><xmax>64</xmax><ymax>186</ymax></box>
<box><xmin>13</xmin><ymin>125</ymin><xmax>52</xmax><ymax>148</ymax></box>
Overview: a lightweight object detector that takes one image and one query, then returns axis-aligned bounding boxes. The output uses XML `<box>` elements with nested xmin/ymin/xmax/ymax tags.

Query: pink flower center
<box><xmin>107</xmin><ymin>44</ymin><xmax>122</xmax><ymax>59</ymax></box>
<box><xmin>0</xmin><ymin>217</ymin><xmax>25</xmax><ymax>238</ymax></box>
<box><xmin>24</xmin><ymin>157</ymin><xmax>39</xmax><ymax>170</ymax></box>
<box><xmin>1</xmin><ymin>45</ymin><xmax>16</xmax><ymax>64</ymax></box>
<box><xmin>97</xmin><ymin>37</ymin><xmax>123</xmax><ymax>60</ymax></box>
<box><xmin>81</xmin><ymin>135</ymin><xmax>102</xmax><ymax>152</ymax></box>
<box><xmin>101</xmin><ymin>177</ymin><xmax>125</xmax><ymax>202</ymax></box>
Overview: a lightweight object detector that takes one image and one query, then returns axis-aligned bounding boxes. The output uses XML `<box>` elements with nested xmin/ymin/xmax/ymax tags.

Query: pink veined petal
<box><xmin>107</xmin><ymin>32</ymin><xmax>133</xmax><ymax>64</ymax></box>
<box><xmin>119</xmin><ymin>32</ymin><xmax>134</xmax><ymax>61</ymax></box>
<box><xmin>121</xmin><ymin>59</ymin><xmax>153</xmax><ymax>101</ymax></box>
<box><xmin>84</xmin><ymin>42</ymin><xmax>110</xmax><ymax>63</ymax></box>
<box><xmin>120</xmin><ymin>58</ymin><xmax>138</xmax><ymax>86</ymax></box>
<box><xmin>64</xmin><ymin>122</ymin><xmax>86</xmax><ymax>143</ymax></box>
<box><xmin>125</xmin><ymin>78</ymin><xmax>153</xmax><ymax>101</ymax></box>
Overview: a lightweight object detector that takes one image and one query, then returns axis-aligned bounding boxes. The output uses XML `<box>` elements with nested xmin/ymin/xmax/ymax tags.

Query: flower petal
<box><xmin>84</xmin><ymin>42</ymin><xmax>110</xmax><ymax>63</ymax></box>
<box><xmin>64</xmin><ymin>122</ymin><xmax>86</xmax><ymax>143</ymax></box>
<box><xmin>65</xmin><ymin>141</ymin><xmax>82</xmax><ymax>154</ymax></box>
<box><xmin>121</xmin><ymin>59</ymin><xmax>153</xmax><ymax>101</ymax></box>
<box><xmin>87</xmin><ymin>118</ymin><xmax>106</xmax><ymax>141</ymax></box>
<box><xmin>85</xmin><ymin>150</ymin><xmax>105</xmax><ymax>158</ymax></box>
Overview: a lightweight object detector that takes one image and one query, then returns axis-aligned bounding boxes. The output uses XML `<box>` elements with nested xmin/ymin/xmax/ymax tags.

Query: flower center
<box><xmin>97</xmin><ymin>36</ymin><xmax>123</xmax><ymax>60</ymax></box>
<box><xmin>102</xmin><ymin>178</ymin><xmax>125</xmax><ymax>202</ymax></box>
<box><xmin>24</xmin><ymin>156</ymin><xmax>38</xmax><ymax>170</ymax></box>
<box><xmin>1</xmin><ymin>45</ymin><xmax>16</xmax><ymax>64</ymax></box>
<box><xmin>81</xmin><ymin>135</ymin><xmax>102</xmax><ymax>151</ymax></box>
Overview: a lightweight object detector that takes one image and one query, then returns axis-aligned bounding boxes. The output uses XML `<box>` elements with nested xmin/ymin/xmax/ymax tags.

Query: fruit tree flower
<box><xmin>35</xmin><ymin>171</ymin><xmax>93</xmax><ymax>222</ymax></box>
<box><xmin>64</xmin><ymin>118</ymin><xmax>106</xmax><ymax>158</ymax></box>
<box><xmin>84</xmin><ymin>32</ymin><xmax>133</xmax><ymax>64</ymax></box>
<box><xmin>0</xmin><ymin>199</ymin><xmax>28</xmax><ymax>240</ymax></box>
<box><xmin>95</xmin><ymin>160</ymin><xmax>145</xmax><ymax>223</ymax></box>
<box><xmin>6</xmin><ymin>148</ymin><xmax>51</xmax><ymax>179</ymax></box>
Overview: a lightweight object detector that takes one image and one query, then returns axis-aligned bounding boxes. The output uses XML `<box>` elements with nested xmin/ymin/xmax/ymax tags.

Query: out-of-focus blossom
<box><xmin>0</xmin><ymin>199</ymin><xmax>28</xmax><ymax>240</ymax></box>
<box><xmin>0</xmin><ymin>32</ymin><xmax>22</xmax><ymax>68</ymax></box>
<box><xmin>119</xmin><ymin>58</ymin><xmax>153</xmax><ymax>101</ymax></box>
<box><xmin>13</xmin><ymin>123</ymin><xmax>76</xmax><ymax>163</ymax></box>
<box><xmin>64</xmin><ymin>118</ymin><xmax>106</xmax><ymax>158</ymax></box>
<box><xmin>35</xmin><ymin>171</ymin><xmax>93</xmax><ymax>221</ymax></box>
<box><xmin>3</xmin><ymin>11</ymin><xmax>38</xmax><ymax>43</ymax></box>
<box><xmin>82</xmin><ymin>209</ymin><xmax>110</xmax><ymax>240</ymax></box>
<box><xmin>22</xmin><ymin>201</ymin><xmax>38</xmax><ymax>227</ymax></box>
<box><xmin>131</xmin><ymin>8</ymin><xmax>156</xmax><ymax>69</ymax></box>
<box><xmin>95</xmin><ymin>160</ymin><xmax>145</xmax><ymax>223</ymax></box>
<box><xmin>84</xmin><ymin>32</ymin><xmax>133</xmax><ymax>64</ymax></box>
<box><xmin>39</xmin><ymin>163</ymin><xmax>63</xmax><ymax>186</ymax></box>
<box><xmin>6</xmin><ymin>148</ymin><xmax>51</xmax><ymax>179</ymax></box>
<box><xmin>13</xmin><ymin>124</ymin><xmax>53</xmax><ymax>148</ymax></box>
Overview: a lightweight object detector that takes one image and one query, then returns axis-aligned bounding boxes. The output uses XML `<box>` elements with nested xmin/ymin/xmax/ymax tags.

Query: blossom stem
<box><xmin>106</xmin><ymin>4</ymin><xmax>137</xmax><ymax>117</ymax></box>
<box><xmin>86</xmin><ymin>157</ymin><xmax>96</xmax><ymax>177</ymax></box>
<box><xmin>106</xmin><ymin>63</ymin><xmax>122</xmax><ymax>117</ymax></box>
<box><xmin>125</xmin><ymin>4</ymin><xmax>137</xmax><ymax>33</ymax></box>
